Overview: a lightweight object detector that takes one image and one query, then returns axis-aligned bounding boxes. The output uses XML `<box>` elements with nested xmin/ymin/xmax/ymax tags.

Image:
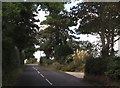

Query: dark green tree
<box><xmin>37</xmin><ymin>3</ymin><xmax>78</xmax><ymax>60</ymax></box>
<box><xmin>71</xmin><ymin>2</ymin><xmax>120</xmax><ymax>57</ymax></box>
<box><xmin>2</xmin><ymin>2</ymin><xmax>39</xmax><ymax>71</ymax></box>
<box><xmin>54</xmin><ymin>44</ymin><xmax>73</xmax><ymax>63</ymax></box>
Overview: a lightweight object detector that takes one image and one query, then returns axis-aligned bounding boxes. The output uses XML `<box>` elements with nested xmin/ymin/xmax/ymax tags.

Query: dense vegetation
<box><xmin>2</xmin><ymin>2</ymin><xmax>39</xmax><ymax>86</ymax></box>
<box><xmin>2</xmin><ymin>2</ymin><xmax>120</xmax><ymax>86</ymax></box>
<box><xmin>38</xmin><ymin>2</ymin><xmax>120</xmax><ymax>85</ymax></box>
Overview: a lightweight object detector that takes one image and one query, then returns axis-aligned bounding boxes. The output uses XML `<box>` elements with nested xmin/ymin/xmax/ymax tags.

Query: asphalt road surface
<box><xmin>15</xmin><ymin>64</ymin><xmax>92</xmax><ymax>86</ymax></box>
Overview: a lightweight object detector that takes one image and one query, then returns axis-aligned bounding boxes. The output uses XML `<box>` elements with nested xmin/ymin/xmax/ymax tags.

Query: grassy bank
<box><xmin>2</xmin><ymin>66</ymin><xmax>24</xmax><ymax>86</ymax></box>
<box><xmin>39</xmin><ymin>61</ymin><xmax>84</xmax><ymax>72</ymax></box>
<box><xmin>84</xmin><ymin>74</ymin><xmax>120</xmax><ymax>86</ymax></box>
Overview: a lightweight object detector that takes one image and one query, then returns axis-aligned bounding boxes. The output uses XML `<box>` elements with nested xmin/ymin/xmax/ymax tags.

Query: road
<box><xmin>15</xmin><ymin>64</ymin><xmax>92</xmax><ymax>86</ymax></box>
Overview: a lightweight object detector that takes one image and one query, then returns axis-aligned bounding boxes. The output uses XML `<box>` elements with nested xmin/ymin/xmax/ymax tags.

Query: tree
<box><xmin>71</xmin><ymin>2</ymin><xmax>120</xmax><ymax>57</ymax></box>
<box><xmin>36</xmin><ymin>2</ymin><xmax>79</xmax><ymax>60</ymax></box>
<box><xmin>2</xmin><ymin>2</ymin><xmax>39</xmax><ymax>71</ymax></box>
<box><xmin>54</xmin><ymin>44</ymin><xmax>73</xmax><ymax>63</ymax></box>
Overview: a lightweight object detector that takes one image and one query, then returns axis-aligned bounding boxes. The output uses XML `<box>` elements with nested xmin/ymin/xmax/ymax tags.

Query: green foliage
<box><xmin>2</xmin><ymin>38</ymin><xmax>10</xmax><ymax>70</ymax></box>
<box><xmin>2</xmin><ymin>3</ymin><xmax>40</xmax><ymax>85</ymax></box>
<box><xmin>85</xmin><ymin>56</ymin><xmax>120</xmax><ymax>81</ymax></box>
<box><xmin>2</xmin><ymin>2</ymin><xmax>39</xmax><ymax>68</ymax></box>
<box><xmin>2</xmin><ymin>66</ymin><xmax>23</xmax><ymax>86</ymax></box>
<box><xmin>85</xmin><ymin>57</ymin><xmax>108</xmax><ymax>75</ymax></box>
<box><xmin>65</xmin><ymin>55</ymin><xmax>73</xmax><ymax>63</ymax></box>
<box><xmin>2</xmin><ymin>41</ymin><xmax>20</xmax><ymax>72</ymax></box>
<box><xmin>62</xmin><ymin>60</ymin><xmax>84</xmax><ymax>72</ymax></box>
<box><xmin>54</xmin><ymin>44</ymin><xmax>73</xmax><ymax>63</ymax></box>
<box><xmin>39</xmin><ymin>57</ymin><xmax>52</xmax><ymax>66</ymax></box>
<box><xmin>11</xmin><ymin>46</ymin><xmax>21</xmax><ymax>67</ymax></box>
<box><xmin>26</xmin><ymin>58</ymin><xmax>37</xmax><ymax>64</ymax></box>
<box><xmin>50</xmin><ymin>62</ymin><xmax>62</xmax><ymax>70</ymax></box>
<box><xmin>67</xmin><ymin>40</ymin><xmax>80</xmax><ymax>51</ymax></box>
<box><xmin>24</xmin><ymin>46</ymin><xmax>36</xmax><ymax>59</ymax></box>
<box><xmin>71</xmin><ymin>2</ymin><xmax>120</xmax><ymax>57</ymax></box>
<box><xmin>61</xmin><ymin>52</ymin><xmax>87</xmax><ymax>72</ymax></box>
<box><xmin>105</xmin><ymin>57</ymin><xmax>120</xmax><ymax>80</ymax></box>
<box><xmin>40</xmin><ymin>2</ymin><xmax>64</xmax><ymax>14</ymax></box>
<box><xmin>37</xmin><ymin>2</ymin><xmax>79</xmax><ymax>61</ymax></box>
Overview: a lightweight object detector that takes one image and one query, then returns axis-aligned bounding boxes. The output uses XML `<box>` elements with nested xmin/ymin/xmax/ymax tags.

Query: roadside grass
<box><xmin>83</xmin><ymin>75</ymin><xmax>105</xmax><ymax>86</ymax></box>
<box><xmin>33</xmin><ymin>62</ymin><xmax>39</xmax><ymax>64</ymax></box>
<box><xmin>39</xmin><ymin>62</ymin><xmax>120</xmax><ymax>86</ymax></box>
<box><xmin>2</xmin><ymin>66</ymin><xmax>24</xmax><ymax>86</ymax></box>
<box><xmin>84</xmin><ymin>74</ymin><xmax>120</xmax><ymax>86</ymax></box>
<box><xmin>39</xmin><ymin>62</ymin><xmax>61</xmax><ymax>71</ymax></box>
<box><xmin>39</xmin><ymin>61</ymin><xmax>84</xmax><ymax>72</ymax></box>
<box><xmin>39</xmin><ymin>62</ymin><xmax>103</xmax><ymax>86</ymax></box>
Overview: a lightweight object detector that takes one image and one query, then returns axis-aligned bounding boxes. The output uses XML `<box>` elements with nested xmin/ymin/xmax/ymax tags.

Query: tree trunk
<box><xmin>110</xmin><ymin>29</ymin><xmax>115</xmax><ymax>56</ymax></box>
<box><xmin>99</xmin><ymin>31</ymin><xmax>109</xmax><ymax>58</ymax></box>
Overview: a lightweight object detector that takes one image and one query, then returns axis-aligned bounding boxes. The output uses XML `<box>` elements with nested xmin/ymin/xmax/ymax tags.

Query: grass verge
<box><xmin>84</xmin><ymin>74</ymin><xmax>120</xmax><ymax>86</ymax></box>
<box><xmin>2</xmin><ymin>66</ymin><xmax>24</xmax><ymax>86</ymax></box>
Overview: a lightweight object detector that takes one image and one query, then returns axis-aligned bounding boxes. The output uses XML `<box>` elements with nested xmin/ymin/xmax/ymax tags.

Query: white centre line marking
<box><xmin>33</xmin><ymin>67</ymin><xmax>37</xmax><ymax>71</ymax></box>
<box><xmin>33</xmin><ymin>66</ymin><xmax>53</xmax><ymax>86</ymax></box>
<box><xmin>32</xmin><ymin>67</ymin><xmax>35</xmax><ymax>69</ymax></box>
<box><xmin>45</xmin><ymin>79</ymin><xmax>53</xmax><ymax>85</ymax></box>
<box><xmin>40</xmin><ymin>74</ymin><xmax>44</xmax><ymax>78</ymax></box>
<box><xmin>37</xmin><ymin>71</ymin><xmax>40</xmax><ymax>74</ymax></box>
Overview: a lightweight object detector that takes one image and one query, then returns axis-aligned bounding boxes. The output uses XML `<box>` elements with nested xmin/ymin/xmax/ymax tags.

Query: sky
<box><xmin>33</xmin><ymin>2</ymin><xmax>119</xmax><ymax>60</ymax></box>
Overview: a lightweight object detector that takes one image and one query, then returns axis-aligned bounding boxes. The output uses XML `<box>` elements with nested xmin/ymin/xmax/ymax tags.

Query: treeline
<box><xmin>2</xmin><ymin>2</ymin><xmax>120</xmax><ymax>86</ymax></box>
<box><xmin>2</xmin><ymin>2</ymin><xmax>39</xmax><ymax>85</ymax></box>
<box><xmin>37</xmin><ymin>2</ymin><xmax>120</xmax><ymax>86</ymax></box>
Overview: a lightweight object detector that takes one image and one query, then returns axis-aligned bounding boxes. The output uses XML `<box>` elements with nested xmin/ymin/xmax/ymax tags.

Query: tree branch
<box><xmin>114</xmin><ymin>36</ymin><xmax>120</xmax><ymax>43</ymax></box>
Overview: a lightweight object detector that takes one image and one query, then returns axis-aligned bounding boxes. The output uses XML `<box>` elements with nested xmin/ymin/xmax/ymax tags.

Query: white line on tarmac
<box><xmin>33</xmin><ymin>67</ymin><xmax>37</xmax><ymax>71</ymax></box>
<box><xmin>37</xmin><ymin>71</ymin><xmax>41</xmax><ymax>74</ymax></box>
<box><xmin>32</xmin><ymin>67</ymin><xmax>35</xmax><ymax>69</ymax></box>
<box><xmin>33</xmin><ymin>66</ymin><xmax>53</xmax><ymax>86</ymax></box>
<box><xmin>45</xmin><ymin>79</ymin><xmax>53</xmax><ymax>85</ymax></box>
<box><xmin>40</xmin><ymin>74</ymin><xmax>44</xmax><ymax>78</ymax></box>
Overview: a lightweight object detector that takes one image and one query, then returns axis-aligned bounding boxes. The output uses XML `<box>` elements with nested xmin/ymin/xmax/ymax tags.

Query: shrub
<box><xmin>26</xmin><ymin>58</ymin><xmax>37</xmax><ymax>64</ymax></box>
<box><xmin>51</xmin><ymin>62</ymin><xmax>62</xmax><ymax>70</ymax></box>
<box><xmin>39</xmin><ymin>57</ymin><xmax>52</xmax><ymax>66</ymax></box>
<box><xmin>85</xmin><ymin>56</ymin><xmax>108</xmax><ymax>75</ymax></box>
<box><xmin>72</xmin><ymin>49</ymin><xmax>88</xmax><ymax>60</ymax></box>
<box><xmin>105</xmin><ymin>56</ymin><xmax>120</xmax><ymax>80</ymax></box>
<box><xmin>10</xmin><ymin>46</ymin><xmax>20</xmax><ymax>68</ymax></box>
<box><xmin>54</xmin><ymin>44</ymin><xmax>73</xmax><ymax>63</ymax></box>
<box><xmin>65</xmin><ymin>55</ymin><xmax>73</xmax><ymax>63</ymax></box>
<box><xmin>62</xmin><ymin>63</ymin><xmax>75</xmax><ymax>72</ymax></box>
<box><xmin>62</xmin><ymin>58</ymin><xmax>85</xmax><ymax>72</ymax></box>
<box><xmin>61</xmin><ymin>49</ymin><xmax>88</xmax><ymax>72</ymax></box>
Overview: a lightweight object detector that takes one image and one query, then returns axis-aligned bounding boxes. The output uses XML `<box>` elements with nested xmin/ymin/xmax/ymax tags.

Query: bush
<box><xmin>65</xmin><ymin>55</ymin><xmax>73</xmax><ymax>63</ymax></box>
<box><xmin>54</xmin><ymin>44</ymin><xmax>73</xmax><ymax>63</ymax></box>
<box><xmin>39</xmin><ymin>57</ymin><xmax>53</xmax><ymax>66</ymax></box>
<box><xmin>10</xmin><ymin>46</ymin><xmax>20</xmax><ymax>69</ymax></box>
<box><xmin>62</xmin><ymin>58</ymin><xmax>85</xmax><ymax>72</ymax></box>
<box><xmin>85</xmin><ymin>56</ymin><xmax>108</xmax><ymax>75</ymax></box>
<box><xmin>105</xmin><ymin>56</ymin><xmax>120</xmax><ymax>80</ymax></box>
<box><xmin>26</xmin><ymin>58</ymin><xmax>37</xmax><ymax>64</ymax></box>
<box><xmin>62</xmin><ymin>63</ymin><xmax>75</xmax><ymax>72</ymax></box>
<box><xmin>50</xmin><ymin>62</ymin><xmax>62</xmax><ymax>70</ymax></box>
